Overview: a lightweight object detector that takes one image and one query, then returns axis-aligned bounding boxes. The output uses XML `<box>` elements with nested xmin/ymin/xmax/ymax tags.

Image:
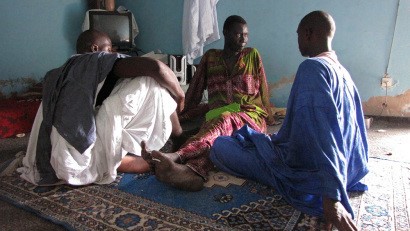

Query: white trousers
<box><xmin>18</xmin><ymin>77</ymin><xmax>176</xmax><ymax>185</ymax></box>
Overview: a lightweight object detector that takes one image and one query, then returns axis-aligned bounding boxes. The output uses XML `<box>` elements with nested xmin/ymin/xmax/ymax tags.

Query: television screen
<box><xmin>89</xmin><ymin>11</ymin><xmax>133</xmax><ymax>51</ymax></box>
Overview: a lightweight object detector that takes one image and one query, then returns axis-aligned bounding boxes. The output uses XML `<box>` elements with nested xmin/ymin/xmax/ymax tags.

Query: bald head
<box><xmin>299</xmin><ymin>11</ymin><xmax>335</xmax><ymax>39</ymax></box>
<box><xmin>297</xmin><ymin>11</ymin><xmax>336</xmax><ymax>57</ymax></box>
<box><xmin>76</xmin><ymin>29</ymin><xmax>112</xmax><ymax>54</ymax></box>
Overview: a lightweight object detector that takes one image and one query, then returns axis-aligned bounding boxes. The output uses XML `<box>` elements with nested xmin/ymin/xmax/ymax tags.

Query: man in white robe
<box><xmin>18</xmin><ymin>29</ymin><xmax>185</xmax><ymax>186</ymax></box>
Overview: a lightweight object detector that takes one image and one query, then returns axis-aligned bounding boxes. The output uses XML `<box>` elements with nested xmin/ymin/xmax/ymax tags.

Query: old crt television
<box><xmin>89</xmin><ymin>11</ymin><xmax>133</xmax><ymax>51</ymax></box>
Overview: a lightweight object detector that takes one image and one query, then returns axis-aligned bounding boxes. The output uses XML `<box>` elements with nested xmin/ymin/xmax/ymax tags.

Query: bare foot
<box><xmin>150</xmin><ymin>150</ymin><xmax>204</xmax><ymax>191</ymax></box>
<box><xmin>141</xmin><ymin>141</ymin><xmax>181</xmax><ymax>169</ymax></box>
<box><xmin>117</xmin><ymin>154</ymin><xmax>150</xmax><ymax>173</ymax></box>
<box><xmin>141</xmin><ymin>141</ymin><xmax>154</xmax><ymax>166</ymax></box>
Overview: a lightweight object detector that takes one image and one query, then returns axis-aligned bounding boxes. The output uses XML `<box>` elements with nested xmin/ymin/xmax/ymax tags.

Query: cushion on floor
<box><xmin>0</xmin><ymin>99</ymin><xmax>41</xmax><ymax>138</ymax></box>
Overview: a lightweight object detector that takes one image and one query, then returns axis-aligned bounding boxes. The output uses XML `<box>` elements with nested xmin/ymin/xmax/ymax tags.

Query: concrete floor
<box><xmin>0</xmin><ymin>116</ymin><xmax>409</xmax><ymax>230</ymax></box>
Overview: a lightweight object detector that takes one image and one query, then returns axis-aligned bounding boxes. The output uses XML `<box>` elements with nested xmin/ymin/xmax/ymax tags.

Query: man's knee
<box><xmin>210</xmin><ymin>136</ymin><xmax>234</xmax><ymax>164</ymax></box>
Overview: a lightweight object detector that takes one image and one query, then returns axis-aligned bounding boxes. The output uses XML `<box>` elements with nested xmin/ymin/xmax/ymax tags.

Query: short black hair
<box><xmin>76</xmin><ymin>29</ymin><xmax>109</xmax><ymax>54</ymax></box>
<box><xmin>223</xmin><ymin>15</ymin><xmax>247</xmax><ymax>32</ymax></box>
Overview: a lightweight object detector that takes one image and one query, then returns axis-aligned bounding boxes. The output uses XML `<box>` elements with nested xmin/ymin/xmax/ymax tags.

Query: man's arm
<box><xmin>112</xmin><ymin>57</ymin><xmax>185</xmax><ymax>112</ymax></box>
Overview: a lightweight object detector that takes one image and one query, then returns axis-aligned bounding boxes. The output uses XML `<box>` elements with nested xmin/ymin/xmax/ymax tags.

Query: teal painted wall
<box><xmin>1</xmin><ymin>0</ymin><xmax>409</xmax><ymax>116</ymax></box>
<box><xmin>0</xmin><ymin>0</ymin><xmax>86</xmax><ymax>95</ymax></box>
<box><xmin>117</xmin><ymin>0</ymin><xmax>410</xmax><ymax>116</ymax></box>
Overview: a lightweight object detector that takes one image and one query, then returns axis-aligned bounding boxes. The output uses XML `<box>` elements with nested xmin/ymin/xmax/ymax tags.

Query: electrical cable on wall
<box><xmin>378</xmin><ymin>84</ymin><xmax>388</xmax><ymax>116</ymax></box>
<box><xmin>385</xmin><ymin>0</ymin><xmax>400</xmax><ymax>75</ymax></box>
<box><xmin>379</xmin><ymin>0</ymin><xmax>400</xmax><ymax>117</ymax></box>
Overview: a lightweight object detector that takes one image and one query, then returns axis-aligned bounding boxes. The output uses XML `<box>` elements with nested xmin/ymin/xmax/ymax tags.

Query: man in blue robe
<box><xmin>210</xmin><ymin>11</ymin><xmax>368</xmax><ymax>231</ymax></box>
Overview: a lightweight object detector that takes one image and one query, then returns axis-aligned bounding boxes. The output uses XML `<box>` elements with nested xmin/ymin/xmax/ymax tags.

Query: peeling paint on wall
<box><xmin>267</xmin><ymin>75</ymin><xmax>295</xmax><ymax>108</ymax></box>
<box><xmin>363</xmin><ymin>89</ymin><xmax>410</xmax><ymax>117</ymax></box>
<box><xmin>268</xmin><ymin>76</ymin><xmax>410</xmax><ymax>118</ymax></box>
<box><xmin>268</xmin><ymin>75</ymin><xmax>295</xmax><ymax>92</ymax></box>
<box><xmin>0</xmin><ymin>77</ymin><xmax>39</xmax><ymax>99</ymax></box>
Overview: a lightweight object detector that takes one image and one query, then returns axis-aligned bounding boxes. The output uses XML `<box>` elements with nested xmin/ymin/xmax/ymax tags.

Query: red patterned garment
<box><xmin>0</xmin><ymin>99</ymin><xmax>41</xmax><ymax>138</ymax></box>
<box><xmin>177</xmin><ymin>48</ymin><xmax>274</xmax><ymax>179</ymax></box>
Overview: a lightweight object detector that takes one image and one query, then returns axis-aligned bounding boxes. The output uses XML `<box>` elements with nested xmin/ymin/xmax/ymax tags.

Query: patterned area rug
<box><xmin>0</xmin><ymin>157</ymin><xmax>409</xmax><ymax>230</ymax></box>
